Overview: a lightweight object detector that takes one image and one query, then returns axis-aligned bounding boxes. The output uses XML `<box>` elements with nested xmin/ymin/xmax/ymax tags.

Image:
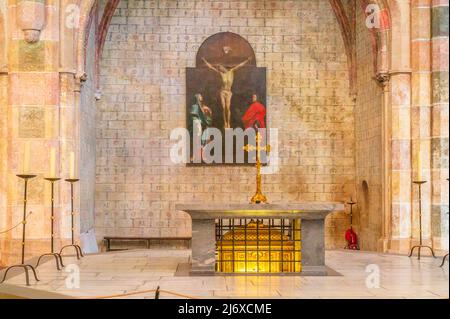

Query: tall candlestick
<box><xmin>23</xmin><ymin>141</ymin><xmax>30</xmax><ymax>174</ymax></box>
<box><xmin>417</xmin><ymin>146</ymin><xmax>422</xmax><ymax>181</ymax></box>
<box><xmin>49</xmin><ymin>148</ymin><xmax>56</xmax><ymax>178</ymax></box>
<box><xmin>69</xmin><ymin>152</ymin><xmax>75</xmax><ymax>179</ymax></box>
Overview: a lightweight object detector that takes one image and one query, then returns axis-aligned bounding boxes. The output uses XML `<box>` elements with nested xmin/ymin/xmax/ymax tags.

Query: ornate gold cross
<box><xmin>244</xmin><ymin>131</ymin><xmax>271</xmax><ymax>204</ymax></box>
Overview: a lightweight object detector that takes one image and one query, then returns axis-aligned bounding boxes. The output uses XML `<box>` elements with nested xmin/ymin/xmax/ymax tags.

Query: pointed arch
<box><xmin>95</xmin><ymin>0</ymin><xmax>120</xmax><ymax>91</ymax></box>
<box><xmin>76</xmin><ymin>0</ymin><xmax>98</xmax><ymax>79</ymax></box>
<box><xmin>359</xmin><ymin>0</ymin><xmax>391</xmax><ymax>82</ymax></box>
<box><xmin>330</xmin><ymin>0</ymin><xmax>392</xmax><ymax>88</ymax></box>
<box><xmin>329</xmin><ymin>0</ymin><xmax>357</xmax><ymax>94</ymax></box>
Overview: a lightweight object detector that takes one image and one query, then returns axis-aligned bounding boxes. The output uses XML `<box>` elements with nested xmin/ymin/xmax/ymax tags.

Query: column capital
<box><xmin>76</xmin><ymin>72</ymin><xmax>88</xmax><ymax>82</ymax></box>
<box><xmin>375</xmin><ymin>72</ymin><xmax>391</xmax><ymax>87</ymax></box>
<box><xmin>74</xmin><ymin>72</ymin><xmax>87</xmax><ymax>93</ymax></box>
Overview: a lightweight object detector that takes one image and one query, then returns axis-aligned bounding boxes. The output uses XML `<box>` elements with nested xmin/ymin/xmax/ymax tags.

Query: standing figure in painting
<box><xmin>189</xmin><ymin>93</ymin><xmax>213</xmax><ymax>146</ymax></box>
<box><xmin>242</xmin><ymin>94</ymin><xmax>266</xmax><ymax>129</ymax></box>
<box><xmin>202</xmin><ymin>56</ymin><xmax>252</xmax><ymax>129</ymax></box>
<box><xmin>189</xmin><ymin>94</ymin><xmax>213</xmax><ymax>162</ymax></box>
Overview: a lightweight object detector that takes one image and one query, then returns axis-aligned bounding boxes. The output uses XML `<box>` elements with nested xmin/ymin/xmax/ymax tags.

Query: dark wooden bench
<box><xmin>104</xmin><ymin>236</ymin><xmax>192</xmax><ymax>252</ymax></box>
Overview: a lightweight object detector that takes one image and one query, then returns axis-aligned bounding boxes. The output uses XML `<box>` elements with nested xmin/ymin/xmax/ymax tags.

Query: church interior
<box><xmin>0</xmin><ymin>0</ymin><xmax>448</xmax><ymax>300</ymax></box>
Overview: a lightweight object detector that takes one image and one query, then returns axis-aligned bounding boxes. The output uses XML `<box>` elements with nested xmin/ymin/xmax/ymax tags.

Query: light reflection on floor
<box><xmin>0</xmin><ymin>249</ymin><xmax>448</xmax><ymax>299</ymax></box>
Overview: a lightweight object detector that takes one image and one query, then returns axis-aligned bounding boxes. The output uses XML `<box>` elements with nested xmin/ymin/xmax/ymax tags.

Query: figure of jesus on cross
<box><xmin>202</xmin><ymin>56</ymin><xmax>252</xmax><ymax>129</ymax></box>
<box><xmin>244</xmin><ymin>131</ymin><xmax>271</xmax><ymax>204</ymax></box>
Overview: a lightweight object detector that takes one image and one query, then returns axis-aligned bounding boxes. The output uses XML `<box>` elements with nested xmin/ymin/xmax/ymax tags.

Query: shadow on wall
<box><xmin>358</xmin><ymin>180</ymin><xmax>370</xmax><ymax>248</ymax></box>
<box><xmin>361</xmin><ymin>181</ymin><xmax>370</xmax><ymax>209</ymax></box>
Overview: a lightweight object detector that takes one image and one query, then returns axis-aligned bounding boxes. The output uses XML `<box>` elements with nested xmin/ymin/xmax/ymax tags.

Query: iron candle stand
<box><xmin>0</xmin><ymin>175</ymin><xmax>39</xmax><ymax>286</ymax></box>
<box><xmin>60</xmin><ymin>179</ymin><xmax>84</xmax><ymax>259</ymax></box>
<box><xmin>345</xmin><ymin>199</ymin><xmax>356</xmax><ymax>249</ymax></box>
<box><xmin>409</xmin><ymin>181</ymin><xmax>436</xmax><ymax>260</ymax></box>
<box><xmin>348</xmin><ymin>199</ymin><xmax>356</xmax><ymax>228</ymax></box>
<box><xmin>344</xmin><ymin>198</ymin><xmax>359</xmax><ymax>250</ymax></box>
<box><xmin>441</xmin><ymin>253</ymin><xmax>449</xmax><ymax>267</ymax></box>
<box><xmin>36</xmin><ymin>178</ymin><xmax>65</xmax><ymax>270</ymax></box>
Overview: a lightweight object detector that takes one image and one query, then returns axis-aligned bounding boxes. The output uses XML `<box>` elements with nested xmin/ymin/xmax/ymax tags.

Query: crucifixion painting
<box><xmin>186</xmin><ymin>32</ymin><xmax>267</xmax><ymax>165</ymax></box>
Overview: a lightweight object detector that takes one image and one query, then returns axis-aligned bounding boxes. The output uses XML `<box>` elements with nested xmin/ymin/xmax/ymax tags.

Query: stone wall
<box><xmin>354</xmin><ymin>6</ymin><xmax>383</xmax><ymax>251</ymax></box>
<box><xmin>96</xmin><ymin>0</ymin><xmax>356</xmax><ymax>249</ymax></box>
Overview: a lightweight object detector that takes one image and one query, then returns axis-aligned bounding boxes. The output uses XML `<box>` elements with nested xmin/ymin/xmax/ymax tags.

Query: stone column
<box><xmin>0</xmin><ymin>11</ymin><xmax>7</xmax><ymax>266</ymax></box>
<box><xmin>0</xmin><ymin>0</ymin><xmax>97</xmax><ymax>265</ymax></box>
<box><xmin>0</xmin><ymin>0</ymin><xmax>61</xmax><ymax>265</ymax></box>
<box><xmin>410</xmin><ymin>0</ymin><xmax>433</xmax><ymax>249</ymax></box>
<box><xmin>58</xmin><ymin>0</ymin><xmax>84</xmax><ymax>249</ymax></box>
<box><xmin>388</xmin><ymin>0</ymin><xmax>413</xmax><ymax>254</ymax></box>
<box><xmin>431</xmin><ymin>0</ymin><xmax>449</xmax><ymax>251</ymax></box>
<box><xmin>380</xmin><ymin>75</ymin><xmax>392</xmax><ymax>252</ymax></box>
<box><xmin>58</xmin><ymin>72</ymin><xmax>82</xmax><ymax>249</ymax></box>
<box><xmin>377</xmin><ymin>4</ymin><xmax>393</xmax><ymax>253</ymax></box>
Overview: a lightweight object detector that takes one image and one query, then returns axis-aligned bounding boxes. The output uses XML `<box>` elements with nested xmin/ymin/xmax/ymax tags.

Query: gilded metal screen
<box><xmin>215</xmin><ymin>219</ymin><xmax>302</xmax><ymax>274</ymax></box>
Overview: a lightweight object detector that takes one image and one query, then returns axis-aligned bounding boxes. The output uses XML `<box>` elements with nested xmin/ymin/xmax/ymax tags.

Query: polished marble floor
<box><xmin>0</xmin><ymin>249</ymin><xmax>448</xmax><ymax>299</ymax></box>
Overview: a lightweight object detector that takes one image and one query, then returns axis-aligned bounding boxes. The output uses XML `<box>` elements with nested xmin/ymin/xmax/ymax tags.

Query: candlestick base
<box><xmin>409</xmin><ymin>245</ymin><xmax>436</xmax><ymax>260</ymax></box>
<box><xmin>0</xmin><ymin>264</ymin><xmax>39</xmax><ymax>286</ymax></box>
<box><xmin>60</xmin><ymin>244</ymin><xmax>84</xmax><ymax>260</ymax></box>
<box><xmin>250</xmin><ymin>191</ymin><xmax>268</xmax><ymax>205</ymax></box>
<box><xmin>36</xmin><ymin>253</ymin><xmax>65</xmax><ymax>270</ymax></box>
<box><xmin>441</xmin><ymin>254</ymin><xmax>449</xmax><ymax>267</ymax></box>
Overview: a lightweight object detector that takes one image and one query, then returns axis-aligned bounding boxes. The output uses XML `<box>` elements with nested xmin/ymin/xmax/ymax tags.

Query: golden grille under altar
<box><xmin>216</xmin><ymin>219</ymin><xmax>302</xmax><ymax>274</ymax></box>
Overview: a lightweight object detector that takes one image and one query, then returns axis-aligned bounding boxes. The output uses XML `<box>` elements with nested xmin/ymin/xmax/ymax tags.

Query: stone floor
<box><xmin>0</xmin><ymin>249</ymin><xmax>448</xmax><ymax>299</ymax></box>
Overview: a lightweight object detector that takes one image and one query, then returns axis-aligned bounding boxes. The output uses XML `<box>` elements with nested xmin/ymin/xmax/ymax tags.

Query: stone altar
<box><xmin>176</xmin><ymin>203</ymin><xmax>344</xmax><ymax>276</ymax></box>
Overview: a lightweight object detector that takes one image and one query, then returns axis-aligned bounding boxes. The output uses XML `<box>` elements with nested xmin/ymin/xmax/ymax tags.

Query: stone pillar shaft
<box><xmin>411</xmin><ymin>0</ymin><xmax>432</xmax><ymax>246</ymax></box>
<box><xmin>0</xmin><ymin>0</ymin><xmax>76</xmax><ymax>265</ymax></box>
<box><xmin>431</xmin><ymin>0</ymin><xmax>449</xmax><ymax>250</ymax></box>
<box><xmin>388</xmin><ymin>0</ymin><xmax>413</xmax><ymax>253</ymax></box>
